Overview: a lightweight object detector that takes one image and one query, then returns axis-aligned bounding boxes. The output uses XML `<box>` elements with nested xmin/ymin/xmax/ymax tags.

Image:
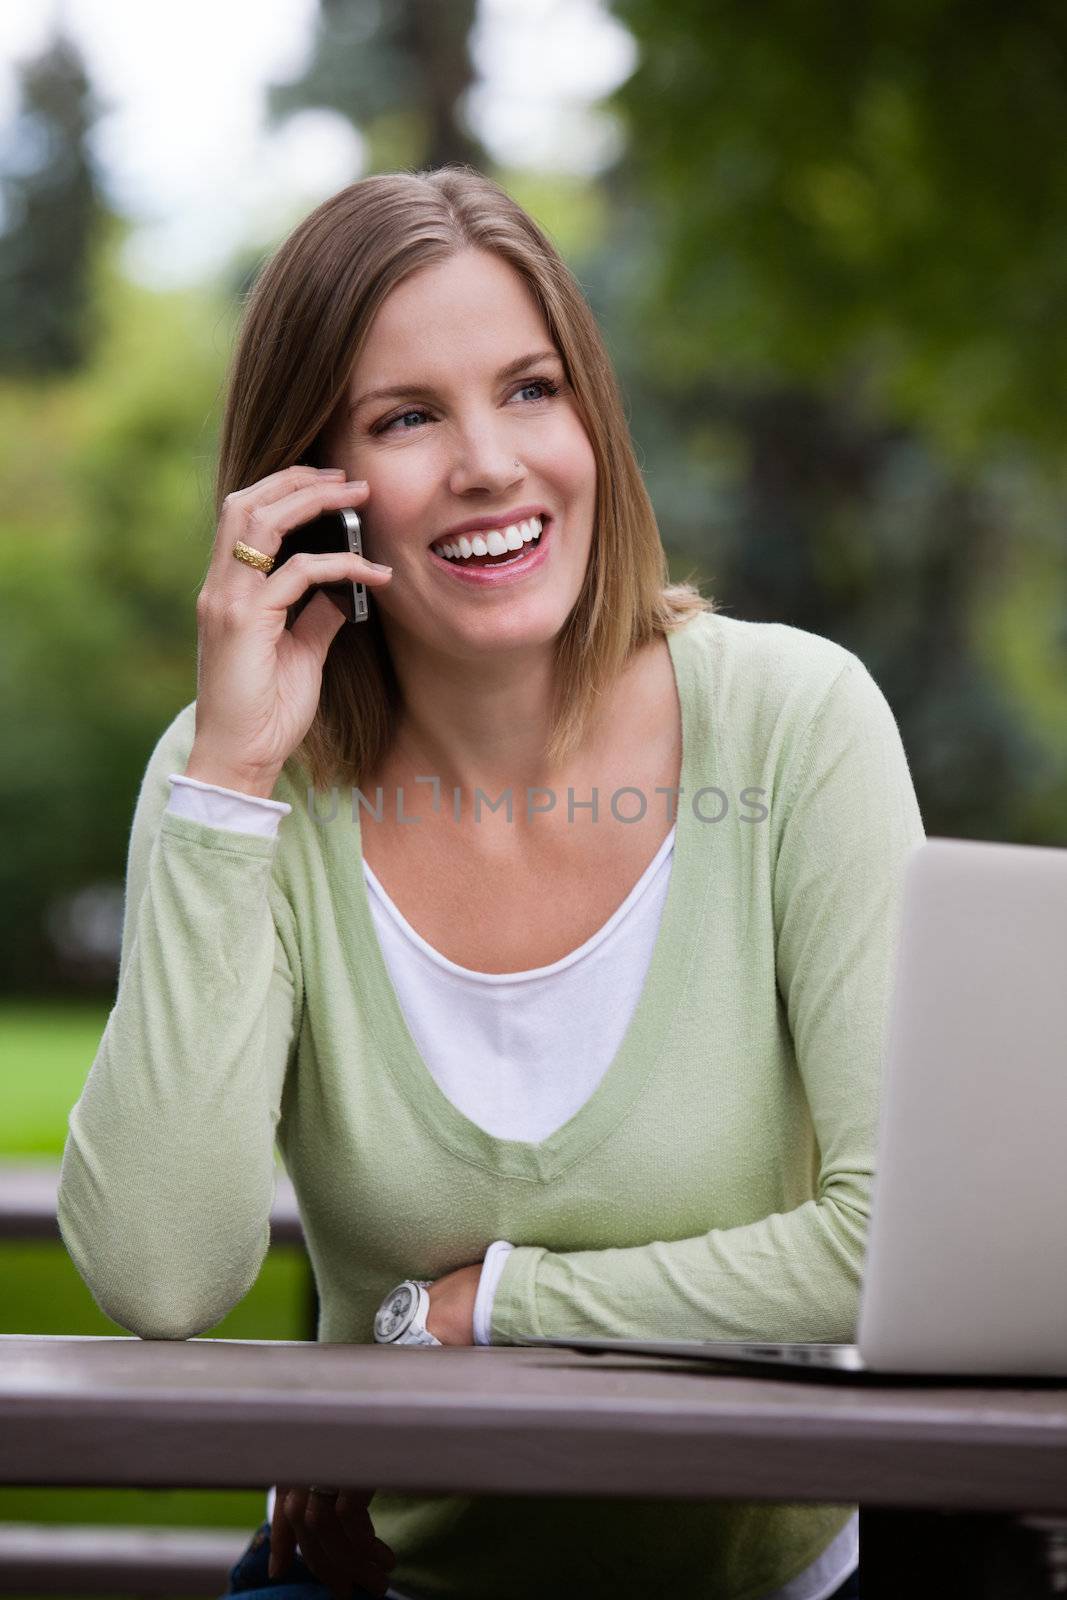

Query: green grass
<box><xmin>1</xmin><ymin>1000</ymin><xmax>116</xmax><ymax>1155</ymax></box>
<box><xmin>0</xmin><ymin>1000</ymin><xmax>313</xmax><ymax>1595</ymax></box>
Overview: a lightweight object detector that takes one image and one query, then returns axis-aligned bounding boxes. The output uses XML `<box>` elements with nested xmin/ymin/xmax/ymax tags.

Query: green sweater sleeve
<box><xmin>57</xmin><ymin>708</ymin><xmax>303</xmax><ymax>1340</ymax></box>
<box><xmin>490</xmin><ymin>656</ymin><xmax>926</xmax><ymax>1345</ymax></box>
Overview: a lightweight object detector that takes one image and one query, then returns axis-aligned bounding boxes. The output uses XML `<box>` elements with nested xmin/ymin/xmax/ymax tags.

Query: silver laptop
<box><xmin>523</xmin><ymin>837</ymin><xmax>1067</xmax><ymax>1380</ymax></box>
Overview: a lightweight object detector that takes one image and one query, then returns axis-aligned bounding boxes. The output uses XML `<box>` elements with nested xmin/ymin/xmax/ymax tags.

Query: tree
<box><xmin>266</xmin><ymin>0</ymin><xmax>482</xmax><ymax>173</ymax></box>
<box><xmin>0</xmin><ymin>25</ymin><xmax>111</xmax><ymax>375</ymax></box>
<box><xmin>606</xmin><ymin>0</ymin><xmax>1067</xmax><ymax>470</ymax></box>
<box><xmin>583</xmin><ymin>0</ymin><xmax>1067</xmax><ymax>843</ymax></box>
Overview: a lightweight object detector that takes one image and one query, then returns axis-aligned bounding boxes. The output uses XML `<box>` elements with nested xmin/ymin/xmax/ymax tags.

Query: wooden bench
<box><xmin>3</xmin><ymin>1333</ymin><xmax>1067</xmax><ymax>1600</ymax></box>
<box><xmin>0</xmin><ymin>1522</ymin><xmax>249</xmax><ymax>1596</ymax></box>
<box><xmin>0</xmin><ymin>1160</ymin><xmax>305</xmax><ymax>1595</ymax></box>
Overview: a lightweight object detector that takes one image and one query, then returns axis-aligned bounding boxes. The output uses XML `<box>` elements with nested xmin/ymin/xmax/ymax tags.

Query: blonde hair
<box><xmin>214</xmin><ymin>165</ymin><xmax>716</xmax><ymax>793</ymax></box>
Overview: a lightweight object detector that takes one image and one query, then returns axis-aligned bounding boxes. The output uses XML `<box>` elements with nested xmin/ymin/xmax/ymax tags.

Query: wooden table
<box><xmin>2</xmin><ymin>1335</ymin><xmax>1065</xmax><ymax>1598</ymax></box>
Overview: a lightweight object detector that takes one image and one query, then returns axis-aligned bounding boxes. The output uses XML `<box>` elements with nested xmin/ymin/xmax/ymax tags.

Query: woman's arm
<box><xmin>489</xmin><ymin>657</ymin><xmax>926</xmax><ymax>1346</ymax></box>
<box><xmin>57</xmin><ymin>704</ymin><xmax>303</xmax><ymax>1340</ymax></box>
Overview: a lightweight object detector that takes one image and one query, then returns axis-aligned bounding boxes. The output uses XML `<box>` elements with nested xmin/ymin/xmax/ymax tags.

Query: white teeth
<box><xmin>433</xmin><ymin>515</ymin><xmax>544</xmax><ymax>562</ymax></box>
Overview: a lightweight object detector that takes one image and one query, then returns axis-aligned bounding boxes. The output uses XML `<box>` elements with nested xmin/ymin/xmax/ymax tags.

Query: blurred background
<box><xmin>1</xmin><ymin>0</ymin><xmax>1065</xmax><ymax>1577</ymax></box>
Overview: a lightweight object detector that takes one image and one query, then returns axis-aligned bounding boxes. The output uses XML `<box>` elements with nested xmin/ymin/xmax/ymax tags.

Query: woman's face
<box><xmin>329</xmin><ymin>248</ymin><xmax>597</xmax><ymax>660</ymax></box>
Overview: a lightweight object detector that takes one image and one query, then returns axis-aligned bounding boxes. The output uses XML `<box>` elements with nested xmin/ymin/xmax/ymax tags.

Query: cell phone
<box><xmin>273</xmin><ymin>507</ymin><xmax>369</xmax><ymax>626</ymax></box>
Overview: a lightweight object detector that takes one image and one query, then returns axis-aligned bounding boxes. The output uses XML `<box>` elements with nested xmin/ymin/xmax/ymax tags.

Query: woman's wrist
<box><xmin>425</xmin><ymin>1263</ymin><xmax>482</xmax><ymax>1345</ymax></box>
<box><xmin>184</xmin><ymin>745</ymin><xmax>281</xmax><ymax>801</ymax></box>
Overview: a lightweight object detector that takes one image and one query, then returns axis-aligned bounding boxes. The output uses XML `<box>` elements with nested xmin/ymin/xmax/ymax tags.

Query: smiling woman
<box><xmin>312</xmin><ymin>245</ymin><xmax>603</xmax><ymax>675</ymax></box>
<box><xmin>209</xmin><ymin>167</ymin><xmax>712</xmax><ymax>797</ymax></box>
<box><xmin>55</xmin><ymin>165</ymin><xmax>923</xmax><ymax>1600</ymax></box>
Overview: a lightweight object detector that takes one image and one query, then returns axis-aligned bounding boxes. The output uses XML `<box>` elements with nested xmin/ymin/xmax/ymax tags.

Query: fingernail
<box><xmin>322</xmin><ymin>468</ymin><xmax>347</xmax><ymax>476</ymax></box>
<box><xmin>369</xmin><ymin>561</ymin><xmax>392</xmax><ymax>573</ymax></box>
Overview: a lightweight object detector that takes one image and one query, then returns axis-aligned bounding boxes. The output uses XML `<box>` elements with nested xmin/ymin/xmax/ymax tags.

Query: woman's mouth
<box><xmin>428</xmin><ymin>514</ymin><xmax>552</xmax><ymax>586</ymax></box>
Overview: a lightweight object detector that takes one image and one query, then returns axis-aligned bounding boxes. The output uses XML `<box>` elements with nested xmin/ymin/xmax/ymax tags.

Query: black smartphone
<box><xmin>273</xmin><ymin>507</ymin><xmax>369</xmax><ymax>626</ymax></box>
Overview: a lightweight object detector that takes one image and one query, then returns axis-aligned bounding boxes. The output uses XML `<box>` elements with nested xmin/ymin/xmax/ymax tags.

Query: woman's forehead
<box><xmin>363</xmin><ymin>252</ymin><xmax>548</xmax><ymax>351</ymax></box>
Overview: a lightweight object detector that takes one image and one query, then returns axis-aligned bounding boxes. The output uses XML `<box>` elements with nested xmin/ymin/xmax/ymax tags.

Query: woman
<box><xmin>58</xmin><ymin>165</ymin><xmax>922</xmax><ymax>1600</ymax></box>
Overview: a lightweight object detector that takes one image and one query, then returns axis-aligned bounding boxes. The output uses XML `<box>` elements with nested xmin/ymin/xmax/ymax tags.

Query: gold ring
<box><xmin>232</xmin><ymin>540</ymin><xmax>275</xmax><ymax>575</ymax></box>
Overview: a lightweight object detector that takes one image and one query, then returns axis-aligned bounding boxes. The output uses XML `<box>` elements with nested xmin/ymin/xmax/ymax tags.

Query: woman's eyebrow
<box><xmin>348</xmin><ymin>349</ymin><xmax>562</xmax><ymax>415</ymax></box>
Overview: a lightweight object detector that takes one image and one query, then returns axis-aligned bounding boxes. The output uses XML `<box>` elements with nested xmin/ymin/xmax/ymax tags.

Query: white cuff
<box><xmin>167</xmin><ymin>774</ymin><xmax>292</xmax><ymax>839</ymax></box>
<box><xmin>473</xmin><ymin>1240</ymin><xmax>515</xmax><ymax>1346</ymax></box>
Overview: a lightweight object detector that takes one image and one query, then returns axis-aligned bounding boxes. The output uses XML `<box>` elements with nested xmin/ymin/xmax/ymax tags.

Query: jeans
<box><xmin>222</xmin><ymin>1517</ymin><xmax>863</xmax><ymax>1599</ymax></box>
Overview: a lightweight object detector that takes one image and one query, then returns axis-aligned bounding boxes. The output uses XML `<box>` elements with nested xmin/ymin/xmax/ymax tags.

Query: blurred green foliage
<box><xmin>589</xmin><ymin>0</ymin><xmax>1067</xmax><ymax>845</ymax></box>
<box><xmin>608</xmin><ymin>0</ymin><xmax>1067</xmax><ymax>470</ymax></box>
<box><xmin>0</xmin><ymin>30</ymin><xmax>105</xmax><ymax>375</ymax></box>
<box><xmin>0</xmin><ymin>223</ymin><xmax>232</xmax><ymax>993</ymax></box>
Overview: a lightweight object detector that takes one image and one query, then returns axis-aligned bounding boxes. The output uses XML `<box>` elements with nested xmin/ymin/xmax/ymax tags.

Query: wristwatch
<box><xmin>373</xmin><ymin>1278</ymin><xmax>442</xmax><ymax>1346</ymax></box>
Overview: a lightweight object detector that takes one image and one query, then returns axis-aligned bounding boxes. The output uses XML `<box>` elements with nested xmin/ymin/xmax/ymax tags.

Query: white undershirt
<box><xmin>167</xmin><ymin>774</ymin><xmax>858</xmax><ymax>1600</ymax></box>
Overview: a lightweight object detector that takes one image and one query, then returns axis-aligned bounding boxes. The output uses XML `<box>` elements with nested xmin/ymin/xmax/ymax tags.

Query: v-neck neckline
<box><xmin>340</xmin><ymin>613</ymin><xmax>716</xmax><ymax>1182</ymax></box>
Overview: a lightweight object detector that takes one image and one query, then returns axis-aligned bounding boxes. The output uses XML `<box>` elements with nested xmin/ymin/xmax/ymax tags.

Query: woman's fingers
<box><xmin>268</xmin><ymin>1484</ymin><xmax>299</xmax><ymax>1580</ymax></box>
<box><xmin>281</xmin><ymin>1488</ymin><xmax>332</xmax><ymax>1587</ymax></box>
<box><xmin>291</xmin><ymin>1512</ymin><xmax>354</xmax><ymax>1600</ymax></box>
<box><xmin>188</xmin><ymin>468</ymin><xmax>385</xmax><ymax>794</ymax></box>
<box><xmin>211</xmin><ymin>464</ymin><xmax>336</xmax><ymax>551</ymax></box>
<box><xmin>261</xmin><ymin>540</ymin><xmax>391</xmax><ymax>617</ymax></box>
<box><xmin>212</xmin><ymin>474</ymin><xmax>372</xmax><ymax>605</ymax></box>
<box><xmin>335</xmin><ymin>1490</ymin><xmax>398</xmax><ymax>1576</ymax></box>
<box><xmin>287</xmin><ymin>1487</ymin><xmax>395</xmax><ymax>1599</ymax></box>
<box><xmin>206</xmin><ymin>466</ymin><xmax>333</xmax><ymax>591</ymax></box>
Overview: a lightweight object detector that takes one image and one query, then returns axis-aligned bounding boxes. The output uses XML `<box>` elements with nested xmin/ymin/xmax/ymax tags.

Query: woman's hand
<box><xmin>269</xmin><ymin>1484</ymin><xmax>398</xmax><ymax>1600</ymax></box>
<box><xmin>186</xmin><ymin>466</ymin><xmax>393</xmax><ymax>798</ymax></box>
<box><xmin>425</xmin><ymin>1262</ymin><xmax>482</xmax><ymax>1345</ymax></box>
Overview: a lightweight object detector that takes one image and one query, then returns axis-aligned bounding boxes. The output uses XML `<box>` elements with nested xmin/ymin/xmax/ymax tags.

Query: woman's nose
<box><xmin>448</xmin><ymin>441</ymin><xmax>524</xmax><ymax>496</ymax></box>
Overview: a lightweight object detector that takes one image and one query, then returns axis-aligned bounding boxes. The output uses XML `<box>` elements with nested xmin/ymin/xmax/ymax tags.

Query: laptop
<box><xmin>522</xmin><ymin>837</ymin><xmax>1067</xmax><ymax>1381</ymax></box>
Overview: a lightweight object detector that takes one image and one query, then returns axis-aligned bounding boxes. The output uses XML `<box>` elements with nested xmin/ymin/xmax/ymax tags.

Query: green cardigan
<box><xmin>59</xmin><ymin>609</ymin><xmax>925</xmax><ymax>1600</ymax></box>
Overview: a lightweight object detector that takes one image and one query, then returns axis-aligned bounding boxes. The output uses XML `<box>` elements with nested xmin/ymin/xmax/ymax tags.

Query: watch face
<box><xmin>375</xmin><ymin>1283</ymin><xmax>417</xmax><ymax>1342</ymax></box>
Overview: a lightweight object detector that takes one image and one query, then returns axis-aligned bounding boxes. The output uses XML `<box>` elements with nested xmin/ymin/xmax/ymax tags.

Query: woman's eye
<box><xmin>380</xmin><ymin>409</ymin><xmax>426</xmax><ymax>434</ymax></box>
<box><xmin>373</xmin><ymin>377</ymin><xmax>560</xmax><ymax>436</ymax></box>
<box><xmin>517</xmin><ymin>378</ymin><xmax>559</xmax><ymax>402</ymax></box>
